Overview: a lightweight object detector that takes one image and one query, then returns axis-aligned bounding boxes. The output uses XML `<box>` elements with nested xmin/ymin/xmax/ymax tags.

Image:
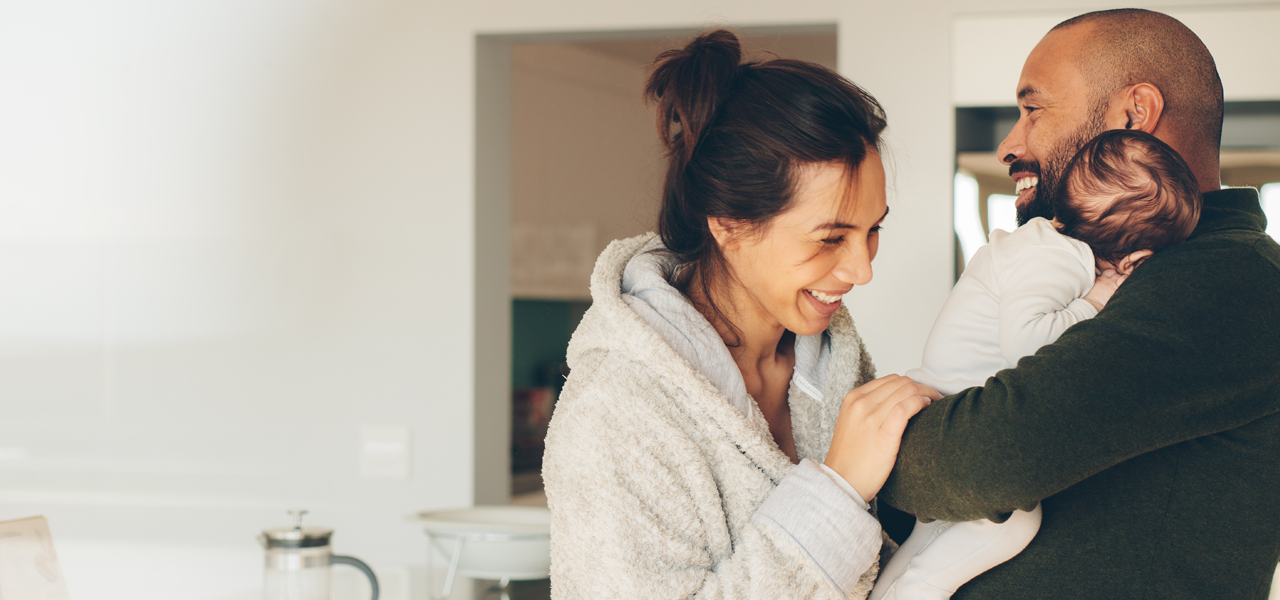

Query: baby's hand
<box><xmin>1083</xmin><ymin>268</ymin><xmax>1128</xmax><ymax>312</ymax></box>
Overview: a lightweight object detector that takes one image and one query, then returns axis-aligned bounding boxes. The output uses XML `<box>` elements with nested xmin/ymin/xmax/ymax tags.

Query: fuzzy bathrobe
<box><xmin>543</xmin><ymin>233</ymin><xmax>888</xmax><ymax>599</ymax></box>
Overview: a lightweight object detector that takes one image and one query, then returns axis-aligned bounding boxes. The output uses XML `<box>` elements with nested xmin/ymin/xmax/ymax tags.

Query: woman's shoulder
<box><xmin>552</xmin><ymin>344</ymin><xmax>702</xmax><ymax>444</ymax></box>
<box><xmin>544</xmin><ymin>348</ymin><xmax>717</xmax><ymax>497</ymax></box>
<box><xmin>559</xmin><ymin>347</ymin><xmax>664</xmax><ymax>410</ymax></box>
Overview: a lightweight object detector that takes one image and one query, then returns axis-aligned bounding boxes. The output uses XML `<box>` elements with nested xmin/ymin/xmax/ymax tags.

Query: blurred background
<box><xmin>0</xmin><ymin>1</ymin><xmax>1276</xmax><ymax>599</ymax></box>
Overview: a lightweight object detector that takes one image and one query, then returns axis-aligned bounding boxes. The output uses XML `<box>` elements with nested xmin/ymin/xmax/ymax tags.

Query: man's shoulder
<box><xmin>1142</xmin><ymin>227</ymin><xmax>1280</xmax><ymax>283</ymax></box>
<box><xmin>1250</xmin><ymin>232</ymin><xmax>1280</xmax><ymax>275</ymax></box>
<box><xmin>1108</xmin><ymin>228</ymin><xmax>1280</xmax><ymax>331</ymax></box>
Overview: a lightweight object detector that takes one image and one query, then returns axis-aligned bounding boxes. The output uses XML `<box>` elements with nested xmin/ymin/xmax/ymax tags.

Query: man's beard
<box><xmin>1013</xmin><ymin>107</ymin><xmax>1109</xmax><ymax>226</ymax></box>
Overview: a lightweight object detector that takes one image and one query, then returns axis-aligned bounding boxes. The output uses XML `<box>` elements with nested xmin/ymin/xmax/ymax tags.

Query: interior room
<box><xmin>0</xmin><ymin>1</ymin><xmax>1276</xmax><ymax>599</ymax></box>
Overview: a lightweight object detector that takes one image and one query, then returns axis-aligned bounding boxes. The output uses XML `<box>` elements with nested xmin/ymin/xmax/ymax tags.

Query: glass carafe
<box><xmin>260</xmin><ymin>510</ymin><xmax>379</xmax><ymax>600</ymax></box>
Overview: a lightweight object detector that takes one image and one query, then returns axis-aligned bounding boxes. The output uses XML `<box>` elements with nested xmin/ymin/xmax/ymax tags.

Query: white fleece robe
<box><xmin>543</xmin><ymin>233</ymin><xmax>887</xmax><ymax>600</ymax></box>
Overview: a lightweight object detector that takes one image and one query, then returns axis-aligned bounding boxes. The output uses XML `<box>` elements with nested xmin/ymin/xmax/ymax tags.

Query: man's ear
<box><xmin>1117</xmin><ymin>249</ymin><xmax>1155</xmax><ymax>275</ymax></box>
<box><xmin>1119</xmin><ymin>83</ymin><xmax>1165</xmax><ymax>134</ymax></box>
<box><xmin>707</xmin><ymin>217</ymin><xmax>741</xmax><ymax>251</ymax></box>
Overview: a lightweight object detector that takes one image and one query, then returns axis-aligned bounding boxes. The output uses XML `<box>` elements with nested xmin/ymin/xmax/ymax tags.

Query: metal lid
<box><xmin>260</xmin><ymin>510</ymin><xmax>333</xmax><ymax>549</ymax></box>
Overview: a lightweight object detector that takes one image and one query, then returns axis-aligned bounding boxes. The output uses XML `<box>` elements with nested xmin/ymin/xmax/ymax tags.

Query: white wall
<box><xmin>0</xmin><ymin>0</ymin><xmax>475</xmax><ymax>577</ymax></box>
<box><xmin>0</xmin><ymin>0</ymin><xmax>1269</xmax><ymax>595</ymax></box>
<box><xmin>954</xmin><ymin>5</ymin><xmax>1280</xmax><ymax>106</ymax></box>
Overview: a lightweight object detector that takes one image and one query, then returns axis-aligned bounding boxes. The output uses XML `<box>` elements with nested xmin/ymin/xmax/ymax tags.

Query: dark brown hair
<box><xmin>1053</xmin><ymin>129</ymin><xmax>1201</xmax><ymax>266</ymax></box>
<box><xmin>643</xmin><ymin>29</ymin><xmax>886</xmax><ymax>334</ymax></box>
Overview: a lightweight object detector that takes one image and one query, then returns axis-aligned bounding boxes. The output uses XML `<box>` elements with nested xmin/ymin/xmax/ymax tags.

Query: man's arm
<box><xmin>879</xmin><ymin>246</ymin><xmax>1280</xmax><ymax>522</ymax></box>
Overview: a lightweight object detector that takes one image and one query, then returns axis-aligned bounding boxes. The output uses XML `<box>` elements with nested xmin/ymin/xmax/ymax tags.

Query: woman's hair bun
<box><xmin>644</xmin><ymin>29</ymin><xmax>743</xmax><ymax>161</ymax></box>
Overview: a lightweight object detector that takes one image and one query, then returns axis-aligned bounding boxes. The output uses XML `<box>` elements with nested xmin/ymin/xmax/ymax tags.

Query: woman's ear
<box><xmin>1117</xmin><ymin>249</ymin><xmax>1155</xmax><ymax>275</ymax></box>
<box><xmin>707</xmin><ymin>217</ymin><xmax>741</xmax><ymax>251</ymax></box>
<box><xmin>1120</xmin><ymin>83</ymin><xmax>1165</xmax><ymax>134</ymax></box>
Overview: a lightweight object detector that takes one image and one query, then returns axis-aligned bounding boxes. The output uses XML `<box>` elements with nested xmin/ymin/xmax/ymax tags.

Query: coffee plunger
<box><xmin>259</xmin><ymin>510</ymin><xmax>380</xmax><ymax>600</ymax></box>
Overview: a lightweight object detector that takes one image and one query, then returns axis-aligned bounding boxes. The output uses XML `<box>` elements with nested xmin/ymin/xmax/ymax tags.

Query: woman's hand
<box><xmin>824</xmin><ymin>375</ymin><xmax>941</xmax><ymax>503</ymax></box>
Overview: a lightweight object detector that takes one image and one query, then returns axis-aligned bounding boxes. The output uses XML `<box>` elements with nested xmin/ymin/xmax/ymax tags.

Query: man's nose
<box><xmin>997</xmin><ymin>119</ymin><xmax>1027</xmax><ymax>166</ymax></box>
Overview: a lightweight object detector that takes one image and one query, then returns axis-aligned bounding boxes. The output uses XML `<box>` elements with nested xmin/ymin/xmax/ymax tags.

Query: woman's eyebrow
<box><xmin>809</xmin><ymin>206</ymin><xmax>889</xmax><ymax>232</ymax></box>
<box><xmin>811</xmin><ymin>222</ymin><xmax>854</xmax><ymax>232</ymax></box>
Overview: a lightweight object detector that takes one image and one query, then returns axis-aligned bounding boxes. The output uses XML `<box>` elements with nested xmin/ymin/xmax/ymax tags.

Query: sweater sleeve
<box><xmin>545</xmin><ymin>392</ymin><xmax>882</xmax><ymax>600</ymax></box>
<box><xmin>753</xmin><ymin>460</ymin><xmax>884</xmax><ymax>595</ymax></box>
<box><xmin>995</xmin><ymin>242</ymin><xmax>1097</xmax><ymax>366</ymax></box>
<box><xmin>878</xmin><ymin>246</ymin><xmax>1280</xmax><ymax>523</ymax></box>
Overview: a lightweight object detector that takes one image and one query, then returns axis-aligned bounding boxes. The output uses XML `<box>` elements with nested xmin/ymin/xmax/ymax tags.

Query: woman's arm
<box><xmin>544</xmin><ymin>383</ymin><xmax>888</xmax><ymax>599</ymax></box>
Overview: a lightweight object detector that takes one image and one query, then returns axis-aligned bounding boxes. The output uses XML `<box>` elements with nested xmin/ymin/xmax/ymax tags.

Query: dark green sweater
<box><xmin>880</xmin><ymin>188</ymin><xmax>1280</xmax><ymax>599</ymax></box>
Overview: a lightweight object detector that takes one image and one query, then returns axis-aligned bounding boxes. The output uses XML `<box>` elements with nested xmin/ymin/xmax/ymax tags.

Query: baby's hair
<box><xmin>1052</xmin><ymin>129</ymin><xmax>1202</xmax><ymax>266</ymax></box>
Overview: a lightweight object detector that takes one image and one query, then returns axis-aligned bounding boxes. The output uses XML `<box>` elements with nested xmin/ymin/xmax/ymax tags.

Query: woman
<box><xmin>542</xmin><ymin>30</ymin><xmax>938</xmax><ymax>599</ymax></box>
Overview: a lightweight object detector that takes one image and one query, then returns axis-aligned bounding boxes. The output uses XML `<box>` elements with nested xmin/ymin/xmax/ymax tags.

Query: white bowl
<box><xmin>410</xmin><ymin>506</ymin><xmax>551</xmax><ymax>581</ymax></box>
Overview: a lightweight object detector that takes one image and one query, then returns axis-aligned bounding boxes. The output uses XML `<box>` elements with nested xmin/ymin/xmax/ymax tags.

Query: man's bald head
<box><xmin>1051</xmin><ymin>9</ymin><xmax>1224</xmax><ymax>171</ymax></box>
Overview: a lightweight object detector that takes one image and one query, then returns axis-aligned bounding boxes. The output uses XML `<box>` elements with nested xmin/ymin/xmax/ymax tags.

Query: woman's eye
<box><xmin>870</xmin><ymin>225</ymin><xmax>883</xmax><ymax>234</ymax></box>
<box><xmin>822</xmin><ymin>236</ymin><xmax>845</xmax><ymax>245</ymax></box>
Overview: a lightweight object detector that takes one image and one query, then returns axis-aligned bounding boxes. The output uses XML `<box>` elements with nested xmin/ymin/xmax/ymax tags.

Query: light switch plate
<box><xmin>359</xmin><ymin>425</ymin><xmax>412</xmax><ymax>480</ymax></box>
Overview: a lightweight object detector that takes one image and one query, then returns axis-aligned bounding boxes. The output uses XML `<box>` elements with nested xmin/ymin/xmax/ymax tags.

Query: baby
<box><xmin>871</xmin><ymin>129</ymin><xmax>1202</xmax><ymax>600</ymax></box>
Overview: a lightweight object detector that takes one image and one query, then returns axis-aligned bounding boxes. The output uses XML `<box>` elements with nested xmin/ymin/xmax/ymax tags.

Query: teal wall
<box><xmin>511</xmin><ymin>299</ymin><xmax>590</xmax><ymax>390</ymax></box>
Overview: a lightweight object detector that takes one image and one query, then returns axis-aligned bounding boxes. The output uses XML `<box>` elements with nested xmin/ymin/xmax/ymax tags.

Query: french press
<box><xmin>259</xmin><ymin>510</ymin><xmax>380</xmax><ymax>600</ymax></box>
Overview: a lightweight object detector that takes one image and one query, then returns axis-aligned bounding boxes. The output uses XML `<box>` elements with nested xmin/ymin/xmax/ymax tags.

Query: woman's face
<box><xmin>716</xmin><ymin>151</ymin><xmax>887</xmax><ymax>337</ymax></box>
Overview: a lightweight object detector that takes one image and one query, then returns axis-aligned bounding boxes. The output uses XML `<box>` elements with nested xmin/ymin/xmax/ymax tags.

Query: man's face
<box><xmin>997</xmin><ymin>27</ymin><xmax>1115</xmax><ymax>225</ymax></box>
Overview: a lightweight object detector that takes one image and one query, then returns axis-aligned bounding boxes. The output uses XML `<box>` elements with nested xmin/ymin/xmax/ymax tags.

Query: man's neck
<box><xmin>1196</xmin><ymin>167</ymin><xmax>1222</xmax><ymax>194</ymax></box>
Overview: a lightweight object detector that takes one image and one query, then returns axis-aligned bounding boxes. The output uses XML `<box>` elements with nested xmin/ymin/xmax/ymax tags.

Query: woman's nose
<box><xmin>834</xmin><ymin>243</ymin><xmax>873</xmax><ymax>286</ymax></box>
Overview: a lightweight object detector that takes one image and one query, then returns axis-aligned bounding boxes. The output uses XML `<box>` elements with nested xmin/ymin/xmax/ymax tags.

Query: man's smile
<box><xmin>1013</xmin><ymin>175</ymin><xmax>1039</xmax><ymax>195</ymax></box>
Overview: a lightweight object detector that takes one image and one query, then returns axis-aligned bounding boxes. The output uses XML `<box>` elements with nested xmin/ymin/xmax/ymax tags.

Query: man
<box><xmin>877</xmin><ymin>9</ymin><xmax>1280</xmax><ymax>600</ymax></box>
<box><xmin>1000</xmin><ymin>9</ymin><xmax>1224</xmax><ymax>226</ymax></box>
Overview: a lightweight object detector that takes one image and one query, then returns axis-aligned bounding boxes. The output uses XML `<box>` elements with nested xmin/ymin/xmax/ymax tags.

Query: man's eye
<box><xmin>822</xmin><ymin>236</ymin><xmax>845</xmax><ymax>245</ymax></box>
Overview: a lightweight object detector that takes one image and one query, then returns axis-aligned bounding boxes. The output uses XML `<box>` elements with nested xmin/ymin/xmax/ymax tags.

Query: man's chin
<box><xmin>1015</xmin><ymin>190</ymin><xmax>1055</xmax><ymax>226</ymax></box>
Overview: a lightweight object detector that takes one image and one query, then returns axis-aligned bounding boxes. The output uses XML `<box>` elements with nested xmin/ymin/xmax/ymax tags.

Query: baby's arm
<box><xmin>996</xmin><ymin>247</ymin><xmax>1099</xmax><ymax>365</ymax></box>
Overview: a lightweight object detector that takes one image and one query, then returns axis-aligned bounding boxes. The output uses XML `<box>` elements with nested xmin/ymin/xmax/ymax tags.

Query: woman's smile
<box><xmin>803</xmin><ymin>287</ymin><xmax>846</xmax><ymax>316</ymax></box>
<box><xmin>806</xmin><ymin>289</ymin><xmax>845</xmax><ymax>305</ymax></box>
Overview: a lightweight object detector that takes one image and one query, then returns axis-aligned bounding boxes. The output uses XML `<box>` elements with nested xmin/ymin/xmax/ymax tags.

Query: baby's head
<box><xmin>1052</xmin><ymin>129</ymin><xmax>1202</xmax><ymax>272</ymax></box>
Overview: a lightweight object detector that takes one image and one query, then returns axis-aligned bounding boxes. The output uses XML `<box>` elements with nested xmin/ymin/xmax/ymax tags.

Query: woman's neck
<box><xmin>687</xmin><ymin>270</ymin><xmax>791</xmax><ymax>375</ymax></box>
<box><xmin>689</xmin><ymin>267</ymin><xmax>799</xmax><ymax>463</ymax></box>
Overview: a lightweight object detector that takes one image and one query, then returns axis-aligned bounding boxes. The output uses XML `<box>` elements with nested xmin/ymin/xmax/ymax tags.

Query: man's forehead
<box><xmin>1017</xmin><ymin>28</ymin><xmax>1091</xmax><ymax>99</ymax></box>
<box><xmin>1017</xmin><ymin>85</ymin><xmax>1045</xmax><ymax>101</ymax></box>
